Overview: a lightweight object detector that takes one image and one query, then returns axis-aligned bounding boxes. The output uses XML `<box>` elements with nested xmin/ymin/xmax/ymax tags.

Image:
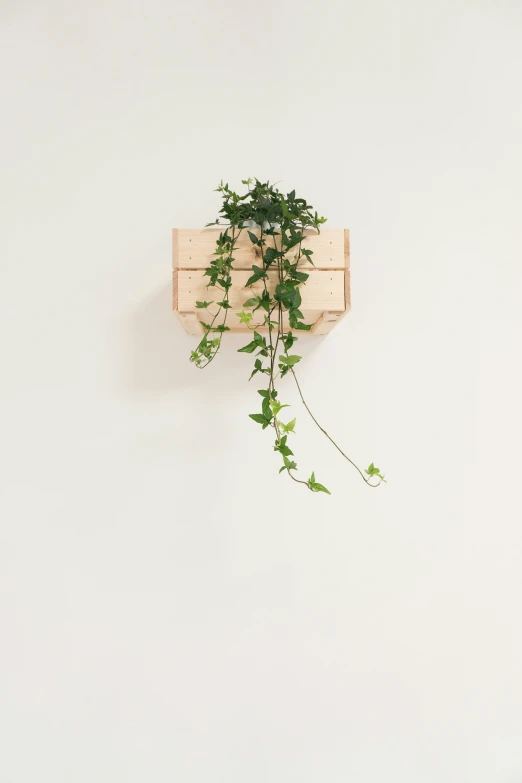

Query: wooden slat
<box><xmin>345</xmin><ymin>269</ymin><xmax>351</xmax><ymax>313</ymax></box>
<box><xmin>192</xmin><ymin>309</ymin><xmax>324</xmax><ymax>332</ymax></box>
<box><xmin>175</xmin><ymin>228</ymin><xmax>346</xmax><ymax>270</ymax></box>
<box><xmin>344</xmin><ymin>229</ymin><xmax>350</xmax><ymax>267</ymax></box>
<box><xmin>172</xmin><ymin>230</ymin><xmax>179</xmax><ymax>309</ymax></box>
<box><xmin>177</xmin><ymin>270</ymin><xmax>345</xmax><ymax>312</ymax></box>
<box><xmin>344</xmin><ymin>229</ymin><xmax>351</xmax><ymax>313</ymax></box>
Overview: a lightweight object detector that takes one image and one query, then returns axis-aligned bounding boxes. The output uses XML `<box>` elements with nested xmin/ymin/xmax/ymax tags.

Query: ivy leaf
<box><xmin>284</xmin><ymin>332</ymin><xmax>295</xmax><ymax>350</ymax></box>
<box><xmin>262</xmin><ymin>396</ymin><xmax>273</xmax><ymax>421</ymax></box>
<box><xmin>249</xmin><ymin>413</ymin><xmax>271</xmax><ymax>429</ymax></box>
<box><xmin>243</xmin><ymin>296</ymin><xmax>260</xmax><ymax>308</ymax></box>
<box><xmin>270</xmin><ymin>399</ymin><xmax>289</xmax><ymax>416</ymax></box>
<box><xmin>308</xmin><ymin>473</ymin><xmax>331</xmax><ymax>494</ymax></box>
<box><xmin>365</xmin><ymin>463</ymin><xmax>386</xmax><ymax>482</ymax></box>
<box><xmin>275</xmin><ymin>281</ymin><xmax>300</xmax><ymax>309</ymax></box>
<box><xmin>279</xmin><ymin>456</ymin><xmax>297</xmax><ymax>473</ymax></box>
<box><xmin>253</xmin><ymin>331</ymin><xmax>266</xmax><ymax>347</ymax></box>
<box><xmin>301</xmin><ymin>247</ymin><xmax>315</xmax><ymax>266</ymax></box>
<box><xmin>237</xmin><ymin>310</ymin><xmax>253</xmax><ymax>324</ymax></box>
<box><xmin>249</xmin><ymin>359</ymin><xmax>263</xmax><ymax>381</ymax></box>
<box><xmin>260</xmin><ymin>290</ymin><xmax>271</xmax><ymax>312</ymax></box>
<box><xmin>311</xmin><ymin>482</ymin><xmax>331</xmax><ymax>494</ymax></box>
<box><xmin>238</xmin><ymin>340</ymin><xmax>257</xmax><ymax>353</ymax></box>
<box><xmin>213</xmin><ymin>324</ymin><xmax>230</xmax><ymax>332</ymax></box>
<box><xmin>195</xmin><ymin>300</ymin><xmax>213</xmax><ymax>309</ymax></box>
<box><xmin>285</xmin><ymin>231</ymin><xmax>304</xmax><ymax>251</ymax></box>
<box><xmin>290</xmin><ymin>270</ymin><xmax>309</xmax><ymax>283</ymax></box>
<box><xmin>280</xmin><ymin>418</ymin><xmax>296</xmax><ymax>434</ymax></box>
<box><xmin>248</xmin><ymin>230</ymin><xmax>259</xmax><ymax>245</ymax></box>
<box><xmin>245</xmin><ymin>265</ymin><xmax>267</xmax><ymax>287</ymax></box>
<box><xmin>258</xmin><ymin>389</ymin><xmax>277</xmax><ymax>398</ymax></box>
<box><xmin>216</xmin><ymin>300</ymin><xmax>231</xmax><ymax>309</ymax></box>
<box><xmin>294</xmin><ymin>321</ymin><xmax>312</xmax><ymax>331</ymax></box>
<box><xmin>279</xmin><ymin>355</ymin><xmax>302</xmax><ymax>367</ymax></box>
<box><xmin>265</xmin><ymin>247</ymin><xmax>282</xmax><ymax>265</ymax></box>
<box><xmin>275</xmin><ymin>435</ymin><xmax>294</xmax><ymax>458</ymax></box>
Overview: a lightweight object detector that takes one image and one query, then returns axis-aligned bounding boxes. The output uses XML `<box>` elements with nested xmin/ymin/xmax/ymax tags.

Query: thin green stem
<box><xmin>289</xmin><ymin>366</ymin><xmax>381</xmax><ymax>487</ymax></box>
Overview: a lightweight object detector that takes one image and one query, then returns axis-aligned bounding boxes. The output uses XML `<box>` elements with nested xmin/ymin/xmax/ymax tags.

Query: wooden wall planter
<box><xmin>172</xmin><ymin>228</ymin><xmax>351</xmax><ymax>335</ymax></box>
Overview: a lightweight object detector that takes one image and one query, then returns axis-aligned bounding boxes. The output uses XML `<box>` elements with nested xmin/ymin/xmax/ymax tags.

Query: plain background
<box><xmin>2</xmin><ymin>0</ymin><xmax>522</xmax><ymax>781</ymax></box>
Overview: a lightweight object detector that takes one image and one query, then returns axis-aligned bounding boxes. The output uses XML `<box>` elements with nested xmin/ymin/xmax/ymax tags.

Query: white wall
<box><xmin>2</xmin><ymin>1</ymin><xmax>522</xmax><ymax>780</ymax></box>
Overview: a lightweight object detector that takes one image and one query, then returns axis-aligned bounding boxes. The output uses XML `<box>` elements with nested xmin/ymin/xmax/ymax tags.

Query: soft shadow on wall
<box><xmin>125</xmin><ymin>282</ymin><xmax>191</xmax><ymax>394</ymax></box>
<box><xmin>124</xmin><ymin>278</ymin><xmax>326</xmax><ymax>398</ymax></box>
<box><xmin>123</xmin><ymin>280</ymin><xmax>270</xmax><ymax>397</ymax></box>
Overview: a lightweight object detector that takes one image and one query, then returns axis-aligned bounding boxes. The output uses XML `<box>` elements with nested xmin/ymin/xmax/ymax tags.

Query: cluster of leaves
<box><xmin>189</xmin><ymin>229</ymin><xmax>236</xmax><ymax>367</ymax></box>
<box><xmin>189</xmin><ymin>178</ymin><xmax>385</xmax><ymax>493</ymax></box>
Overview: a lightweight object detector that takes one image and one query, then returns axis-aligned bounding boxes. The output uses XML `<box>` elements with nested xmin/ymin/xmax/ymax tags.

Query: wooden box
<box><xmin>172</xmin><ymin>228</ymin><xmax>350</xmax><ymax>335</ymax></box>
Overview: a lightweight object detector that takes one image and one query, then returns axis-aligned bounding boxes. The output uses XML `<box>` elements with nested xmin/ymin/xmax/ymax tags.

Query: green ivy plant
<box><xmin>189</xmin><ymin>178</ymin><xmax>385</xmax><ymax>494</ymax></box>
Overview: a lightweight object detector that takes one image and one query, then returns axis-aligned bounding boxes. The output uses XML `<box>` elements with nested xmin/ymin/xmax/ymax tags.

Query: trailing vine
<box><xmin>189</xmin><ymin>178</ymin><xmax>385</xmax><ymax>494</ymax></box>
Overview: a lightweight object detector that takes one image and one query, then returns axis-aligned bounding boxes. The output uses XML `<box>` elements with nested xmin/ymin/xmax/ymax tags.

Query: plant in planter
<box><xmin>188</xmin><ymin>178</ymin><xmax>385</xmax><ymax>494</ymax></box>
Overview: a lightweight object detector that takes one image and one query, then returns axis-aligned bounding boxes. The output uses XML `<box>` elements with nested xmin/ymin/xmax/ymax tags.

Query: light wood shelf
<box><xmin>172</xmin><ymin>228</ymin><xmax>351</xmax><ymax>335</ymax></box>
